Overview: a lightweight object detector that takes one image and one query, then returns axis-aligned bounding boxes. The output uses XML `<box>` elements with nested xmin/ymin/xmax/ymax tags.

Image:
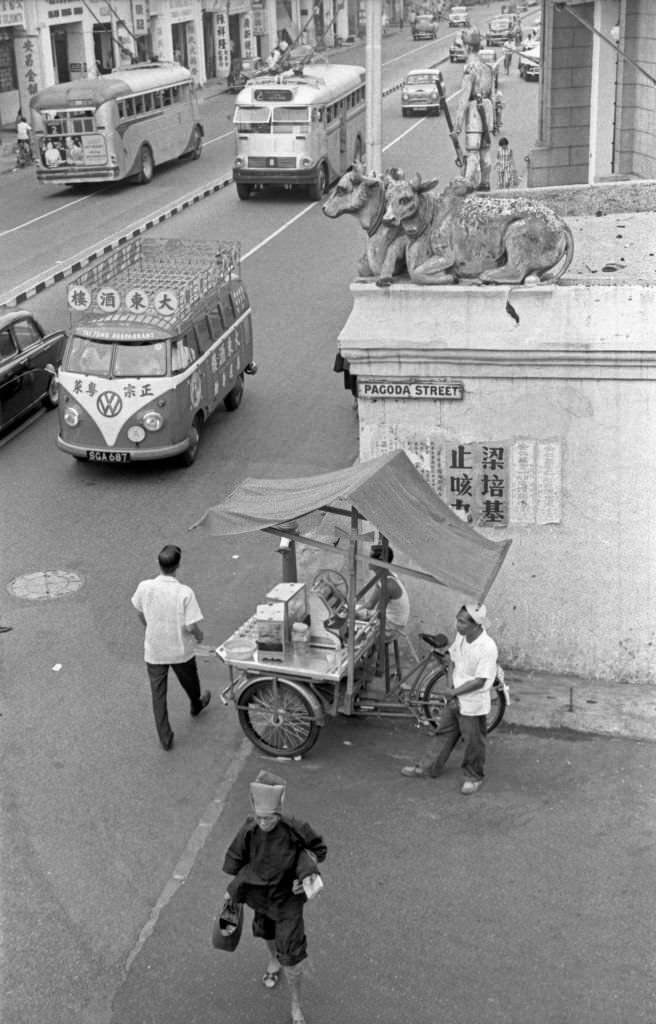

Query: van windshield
<box><xmin>66</xmin><ymin>335</ymin><xmax>167</xmax><ymax>377</ymax></box>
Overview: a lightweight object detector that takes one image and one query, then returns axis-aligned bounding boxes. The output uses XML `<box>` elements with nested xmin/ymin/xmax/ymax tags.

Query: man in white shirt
<box><xmin>401</xmin><ymin>602</ymin><xmax>498</xmax><ymax>793</ymax></box>
<box><xmin>131</xmin><ymin>545</ymin><xmax>211</xmax><ymax>750</ymax></box>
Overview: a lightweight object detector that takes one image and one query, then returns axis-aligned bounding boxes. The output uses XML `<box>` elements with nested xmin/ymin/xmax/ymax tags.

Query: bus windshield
<box><xmin>67</xmin><ymin>336</ymin><xmax>167</xmax><ymax>377</ymax></box>
<box><xmin>234</xmin><ymin>106</ymin><xmax>270</xmax><ymax>132</ymax></box>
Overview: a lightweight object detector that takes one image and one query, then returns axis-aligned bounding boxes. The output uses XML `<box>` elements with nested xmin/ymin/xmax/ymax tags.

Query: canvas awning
<box><xmin>190</xmin><ymin>451</ymin><xmax>511</xmax><ymax>600</ymax></box>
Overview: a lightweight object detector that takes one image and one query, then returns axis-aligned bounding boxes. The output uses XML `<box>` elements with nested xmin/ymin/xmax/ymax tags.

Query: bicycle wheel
<box><xmin>418</xmin><ymin>669</ymin><xmax>507</xmax><ymax>733</ymax></box>
<box><xmin>237</xmin><ymin>677</ymin><xmax>321</xmax><ymax>757</ymax></box>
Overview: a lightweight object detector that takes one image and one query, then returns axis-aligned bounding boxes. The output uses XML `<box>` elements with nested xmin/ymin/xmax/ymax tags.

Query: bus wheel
<box><xmin>180</xmin><ymin>415</ymin><xmax>202</xmax><ymax>467</ymax></box>
<box><xmin>236</xmin><ymin>182</ymin><xmax>251</xmax><ymax>200</ymax></box>
<box><xmin>190</xmin><ymin>127</ymin><xmax>202</xmax><ymax>160</ymax></box>
<box><xmin>137</xmin><ymin>145</ymin><xmax>154</xmax><ymax>185</ymax></box>
<box><xmin>224</xmin><ymin>373</ymin><xmax>244</xmax><ymax>411</ymax></box>
<box><xmin>308</xmin><ymin>163</ymin><xmax>328</xmax><ymax>201</ymax></box>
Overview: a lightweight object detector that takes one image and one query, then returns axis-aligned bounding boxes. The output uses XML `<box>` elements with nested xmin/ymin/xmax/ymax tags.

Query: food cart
<box><xmin>190</xmin><ymin>451</ymin><xmax>511</xmax><ymax>756</ymax></box>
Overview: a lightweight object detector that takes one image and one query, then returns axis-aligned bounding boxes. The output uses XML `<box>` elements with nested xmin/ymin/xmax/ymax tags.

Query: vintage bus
<box><xmin>30</xmin><ymin>62</ymin><xmax>203</xmax><ymax>186</ymax></box>
<box><xmin>232</xmin><ymin>60</ymin><xmax>366</xmax><ymax>200</ymax></box>
<box><xmin>57</xmin><ymin>239</ymin><xmax>256</xmax><ymax>467</ymax></box>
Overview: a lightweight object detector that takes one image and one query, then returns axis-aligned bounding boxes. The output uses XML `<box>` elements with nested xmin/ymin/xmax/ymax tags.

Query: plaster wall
<box><xmin>338</xmin><ymin>282</ymin><xmax>656</xmax><ymax>683</ymax></box>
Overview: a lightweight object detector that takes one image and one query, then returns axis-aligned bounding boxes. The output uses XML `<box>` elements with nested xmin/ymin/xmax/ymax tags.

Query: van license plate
<box><xmin>86</xmin><ymin>450</ymin><xmax>131</xmax><ymax>463</ymax></box>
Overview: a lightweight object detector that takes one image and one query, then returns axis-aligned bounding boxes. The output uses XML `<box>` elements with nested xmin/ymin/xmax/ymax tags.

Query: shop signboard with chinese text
<box><xmin>0</xmin><ymin>1</ymin><xmax>25</xmax><ymax>28</ymax></box>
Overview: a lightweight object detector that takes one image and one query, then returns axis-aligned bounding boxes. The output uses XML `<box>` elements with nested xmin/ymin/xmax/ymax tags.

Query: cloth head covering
<box><xmin>249</xmin><ymin>770</ymin><xmax>286</xmax><ymax>815</ymax></box>
<box><xmin>464</xmin><ymin>602</ymin><xmax>487</xmax><ymax>626</ymax></box>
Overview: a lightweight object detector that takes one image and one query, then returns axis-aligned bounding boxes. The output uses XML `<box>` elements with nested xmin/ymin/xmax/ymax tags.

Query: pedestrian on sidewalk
<box><xmin>221</xmin><ymin>771</ymin><xmax>327</xmax><ymax>1024</ymax></box>
<box><xmin>13</xmin><ymin>114</ymin><xmax>32</xmax><ymax>170</ymax></box>
<box><xmin>131</xmin><ymin>545</ymin><xmax>211</xmax><ymax>750</ymax></box>
<box><xmin>401</xmin><ymin>602</ymin><xmax>498</xmax><ymax>794</ymax></box>
<box><xmin>495</xmin><ymin>136</ymin><xmax>519</xmax><ymax>189</ymax></box>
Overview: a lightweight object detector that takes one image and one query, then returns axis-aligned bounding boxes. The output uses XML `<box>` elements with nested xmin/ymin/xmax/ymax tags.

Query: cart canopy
<box><xmin>190</xmin><ymin>450</ymin><xmax>511</xmax><ymax>599</ymax></box>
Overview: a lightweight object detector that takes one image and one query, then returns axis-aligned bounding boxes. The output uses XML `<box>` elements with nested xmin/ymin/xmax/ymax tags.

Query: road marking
<box><xmin>0</xmin><ymin>191</ymin><xmax>102</xmax><ymax>239</ymax></box>
<box><xmin>124</xmin><ymin>735</ymin><xmax>253</xmax><ymax>975</ymax></box>
<box><xmin>242</xmin><ymin>203</ymin><xmax>320</xmax><ymax>261</ymax></box>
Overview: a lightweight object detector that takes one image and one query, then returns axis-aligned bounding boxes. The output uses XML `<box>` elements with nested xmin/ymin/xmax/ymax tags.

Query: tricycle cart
<box><xmin>191</xmin><ymin>451</ymin><xmax>511</xmax><ymax>757</ymax></box>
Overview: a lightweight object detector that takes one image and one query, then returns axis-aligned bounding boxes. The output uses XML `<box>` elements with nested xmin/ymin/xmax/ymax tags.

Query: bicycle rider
<box><xmin>401</xmin><ymin>602</ymin><xmax>498</xmax><ymax>795</ymax></box>
<box><xmin>14</xmin><ymin>114</ymin><xmax>32</xmax><ymax>170</ymax></box>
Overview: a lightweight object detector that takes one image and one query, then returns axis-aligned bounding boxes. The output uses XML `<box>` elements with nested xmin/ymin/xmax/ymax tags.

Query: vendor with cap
<box><xmin>222</xmin><ymin>770</ymin><xmax>327</xmax><ymax>1024</ymax></box>
<box><xmin>402</xmin><ymin>602</ymin><xmax>498</xmax><ymax>793</ymax></box>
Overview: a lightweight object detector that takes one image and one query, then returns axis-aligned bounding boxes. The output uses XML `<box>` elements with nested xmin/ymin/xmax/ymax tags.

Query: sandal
<box><xmin>262</xmin><ymin>968</ymin><xmax>281</xmax><ymax>989</ymax></box>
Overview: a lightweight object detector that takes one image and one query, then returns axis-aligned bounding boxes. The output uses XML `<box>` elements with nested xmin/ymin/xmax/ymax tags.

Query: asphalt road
<box><xmin>0</xmin><ymin>10</ymin><xmax>574</xmax><ymax>1024</ymax></box>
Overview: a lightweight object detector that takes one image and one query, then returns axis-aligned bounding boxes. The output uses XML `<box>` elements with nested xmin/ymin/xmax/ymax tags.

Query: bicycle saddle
<box><xmin>419</xmin><ymin>632</ymin><xmax>450</xmax><ymax>651</ymax></box>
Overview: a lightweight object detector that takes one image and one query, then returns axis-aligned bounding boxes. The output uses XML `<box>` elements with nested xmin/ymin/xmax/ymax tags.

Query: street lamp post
<box><xmin>365</xmin><ymin>0</ymin><xmax>383</xmax><ymax>175</ymax></box>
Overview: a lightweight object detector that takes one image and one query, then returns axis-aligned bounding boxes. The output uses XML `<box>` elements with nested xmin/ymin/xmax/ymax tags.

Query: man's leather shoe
<box><xmin>191</xmin><ymin>690</ymin><xmax>211</xmax><ymax>717</ymax></box>
<box><xmin>162</xmin><ymin>734</ymin><xmax>175</xmax><ymax>751</ymax></box>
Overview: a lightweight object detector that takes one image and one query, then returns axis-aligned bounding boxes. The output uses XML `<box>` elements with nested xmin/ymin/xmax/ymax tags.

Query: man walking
<box><xmin>401</xmin><ymin>603</ymin><xmax>498</xmax><ymax>793</ymax></box>
<box><xmin>131</xmin><ymin>545</ymin><xmax>211</xmax><ymax>750</ymax></box>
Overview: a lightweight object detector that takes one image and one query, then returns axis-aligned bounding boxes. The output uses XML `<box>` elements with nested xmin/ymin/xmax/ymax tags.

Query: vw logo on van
<box><xmin>97</xmin><ymin>391</ymin><xmax>123</xmax><ymax>418</ymax></box>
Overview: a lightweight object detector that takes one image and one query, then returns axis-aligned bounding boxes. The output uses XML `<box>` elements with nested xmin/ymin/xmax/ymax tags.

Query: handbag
<box><xmin>295</xmin><ymin>847</ymin><xmax>324</xmax><ymax>899</ymax></box>
<box><xmin>211</xmin><ymin>898</ymin><xmax>244</xmax><ymax>952</ymax></box>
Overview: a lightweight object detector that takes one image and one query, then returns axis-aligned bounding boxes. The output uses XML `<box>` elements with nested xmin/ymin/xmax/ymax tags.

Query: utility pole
<box><xmin>365</xmin><ymin>0</ymin><xmax>383</xmax><ymax>175</ymax></box>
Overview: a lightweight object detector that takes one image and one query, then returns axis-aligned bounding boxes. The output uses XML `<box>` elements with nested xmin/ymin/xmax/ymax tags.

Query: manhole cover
<box><xmin>7</xmin><ymin>570</ymin><xmax>84</xmax><ymax>601</ymax></box>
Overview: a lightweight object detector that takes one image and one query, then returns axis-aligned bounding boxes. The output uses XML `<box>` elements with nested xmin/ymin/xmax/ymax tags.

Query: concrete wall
<box><xmin>337</xmin><ymin>282</ymin><xmax>656</xmax><ymax>684</ymax></box>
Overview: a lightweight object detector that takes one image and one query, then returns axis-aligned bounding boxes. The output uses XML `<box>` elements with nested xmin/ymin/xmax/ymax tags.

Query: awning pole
<box><xmin>345</xmin><ymin>506</ymin><xmax>359</xmax><ymax>712</ymax></box>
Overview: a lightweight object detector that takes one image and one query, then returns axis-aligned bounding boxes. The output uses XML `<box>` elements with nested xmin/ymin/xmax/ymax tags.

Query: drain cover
<box><xmin>7</xmin><ymin>570</ymin><xmax>84</xmax><ymax>601</ymax></box>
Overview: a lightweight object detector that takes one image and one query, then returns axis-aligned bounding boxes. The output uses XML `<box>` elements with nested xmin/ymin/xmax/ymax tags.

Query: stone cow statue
<box><xmin>322</xmin><ymin>163</ymin><xmax>407</xmax><ymax>282</ymax></box>
<box><xmin>382</xmin><ymin>175</ymin><xmax>575</xmax><ymax>286</ymax></box>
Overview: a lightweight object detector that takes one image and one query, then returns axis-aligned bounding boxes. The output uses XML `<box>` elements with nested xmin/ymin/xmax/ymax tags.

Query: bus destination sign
<box><xmin>254</xmin><ymin>89</ymin><xmax>293</xmax><ymax>101</ymax></box>
<box><xmin>359</xmin><ymin>378</ymin><xmax>464</xmax><ymax>400</ymax></box>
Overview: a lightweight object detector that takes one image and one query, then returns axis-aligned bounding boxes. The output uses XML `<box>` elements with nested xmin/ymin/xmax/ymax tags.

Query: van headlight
<box><xmin>142</xmin><ymin>411</ymin><xmax>163</xmax><ymax>432</ymax></box>
<box><xmin>64</xmin><ymin>406</ymin><xmax>80</xmax><ymax>427</ymax></box>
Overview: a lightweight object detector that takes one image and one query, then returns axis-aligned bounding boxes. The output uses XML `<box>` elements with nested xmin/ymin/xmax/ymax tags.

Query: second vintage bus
<box><xmin>232</xmin><ymin>59</ymin><xmax>366</xmax><ymax>201</ymax></box>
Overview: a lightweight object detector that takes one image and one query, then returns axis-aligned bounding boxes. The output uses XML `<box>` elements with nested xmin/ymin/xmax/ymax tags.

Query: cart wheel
<box><xmin>237</xmin><ymin>678</ymin><xmax>321</xmax><ymax>757</ymax></box>
<box><xmin>419</xmin><ymin>668</ymin><xmax>507</xmax><ymax>733</ymax></box>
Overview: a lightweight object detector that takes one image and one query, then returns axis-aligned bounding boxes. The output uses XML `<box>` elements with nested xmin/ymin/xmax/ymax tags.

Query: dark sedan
<box><xmin>0</xmin><ymin>311</ymin><xmax>65</xmax><ymax>434</ymax></box>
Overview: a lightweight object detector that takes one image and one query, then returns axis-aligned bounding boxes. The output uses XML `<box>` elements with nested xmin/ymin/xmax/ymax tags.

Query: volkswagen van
<box><xmin>56</xmin><ymin>239</ymin><xmax>256</xmax><ymax>467</ymax></box>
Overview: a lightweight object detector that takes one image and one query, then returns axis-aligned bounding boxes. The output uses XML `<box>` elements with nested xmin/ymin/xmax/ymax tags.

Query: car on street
<box><xmin>0</xmin><ymin>311</ymin><xmax>65</xmax><ymax>434</ymax></box>
<box><xmin>519</xmin><ymin>42</ymin><xmax>540</xmax><ymax>80</ymax></box>
<box><xmin>448</xmin><ymin>6</ymin><xmax>470</xmax><ymax>29</ymax></box>
<box><xmin>413</xmin><ymin>14</ymin><xmax>438</xmax><ymax>40</ymax></box>
<box><xmin>449</xmin><ymin>34</ymin><xmax>467</xmax><ymax>61</ymax></box>
<box><xmin>486</xmin><ymin>14</ymin><xmax>521</xmax><ymax>46</ymax></box>
<box><xmin>401</xmin><ymin>69</ymin><xmax>442</xmax><ymax>116</ymax></box>
<box><xmin>479</xmin><ymin>46</ymin><xmax>498</xmax><ymax>66</ymax></box>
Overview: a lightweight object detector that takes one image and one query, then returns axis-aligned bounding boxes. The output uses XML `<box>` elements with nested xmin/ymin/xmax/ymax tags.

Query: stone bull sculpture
<box><xmin>322</xmin><ymin>163</ymin><xmax>407</xmax><ymax>281</ymax></box>
<box><xmin>381</xmin><ymin>175</ymin><xmax>575</xmax><ymax>286</ymax></box>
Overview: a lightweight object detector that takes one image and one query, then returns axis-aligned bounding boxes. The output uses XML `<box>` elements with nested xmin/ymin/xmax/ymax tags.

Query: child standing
<box><xmin>495</xmin><ymin>136</ymin><xmax>519</xmax><ymax>189</ymax></box>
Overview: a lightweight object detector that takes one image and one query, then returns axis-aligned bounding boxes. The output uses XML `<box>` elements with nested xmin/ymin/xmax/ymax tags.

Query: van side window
<box><xmin>171</xmin><ymin>333</ymin><xmax>198</xmax><ymax>373</ymax></box>
<box><xmin>207</xmin><ymin>308</ymin><xmax>224</xmax><ymax>340</ymax></box>
<box><xmin>0</xmin><ymin>329</ymin><xmax>16</xmax><ymax>360</ymax></box>
<box><xmin>194</xmin><ymin>317</ymin><xmax>213</xmax><ymax>355</ymax></box>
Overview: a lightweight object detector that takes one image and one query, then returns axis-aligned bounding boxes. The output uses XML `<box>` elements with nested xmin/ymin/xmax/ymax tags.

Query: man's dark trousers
<box><xmin>146</xmin><ymin>658</ymin><xmax>203</xmax><ymax>746</ymax></box>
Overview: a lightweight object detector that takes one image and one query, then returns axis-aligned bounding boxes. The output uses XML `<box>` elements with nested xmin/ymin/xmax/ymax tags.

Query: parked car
<box><xmin>0</xmin><ymin>311</ymin><xmax>65</xmax><ymax>434</ymax></box>
<box><xmin>448</xmin><ymin>6</ymin><xmax>471</xmax><ymax>28</ymax></box>
<box><xmin>227</xmin><ymin>56</ymin><xmax>266</xmax><ymax>93</ymax></box>
<box><xmin>519</xmin><ymin>42</ymin><xmax>540</xmax><ymax>80</ymax></box>
<box><xmin>413</xmin><ymin>14</ymin><xmax>438</xmax><ymax>39</ymax></box>
<box><xmin>401</xmin><ymin>68</ymin><xmax>442</xmax><ymax>116</ymax></box>
<box><xmin>449</xmin><ymin>34</ymin><xmax>467</xmax><ymax>61</ymax></box>
<box><xmin>486</xmin><ymin>14</ymin><xmax>521</xmax><ymax>46</ymax></box>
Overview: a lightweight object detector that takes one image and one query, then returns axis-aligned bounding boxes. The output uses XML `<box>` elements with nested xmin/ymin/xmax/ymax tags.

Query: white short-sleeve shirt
<box><xmin>131</xmin><ymin>574</ymin><xmax>203</xmax><ymax>664</ymax></box>
<box><xmin>449</xmin><ymin>629</ymin><xmax>498</xmax><ymax>717</ymax></box>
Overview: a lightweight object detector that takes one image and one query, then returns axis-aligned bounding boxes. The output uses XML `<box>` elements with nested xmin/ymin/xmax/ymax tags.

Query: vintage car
<box><xmin>0</xmin><ymin>310</ymin><xmax>65</xmax><ymax>434</ymax></box>
<box><xmin>486</xmin><ymin>14</ymin><xmax>521</xmax><ymax>45</ymax></box>
<box><xmin>227</xmin><ymin>56</ymin><xmax>266</xmax><ymax>93</ymax></box>
<box><xmin>449</xmin><ymin>34</ymin><xmax>467</xmax><ymax>61</ymax></box>
<box><xmin>448</xmin><ymin>6</ymin><xmax>471</xmax><ymax>28</ymax></box>
<box><xmin>401</xmin><ymin>68</ymin><xmax>442</xmax><ymax>116</ymax></box>
<box><xmin>413</xmin><ymin>14</ymin><xmax>438</xmax><ymax>39</ymax></box>
<box><xmin>519</xmin><ymin>42</ymin><xmax>540</xmax><ymax>80</ymax></box>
